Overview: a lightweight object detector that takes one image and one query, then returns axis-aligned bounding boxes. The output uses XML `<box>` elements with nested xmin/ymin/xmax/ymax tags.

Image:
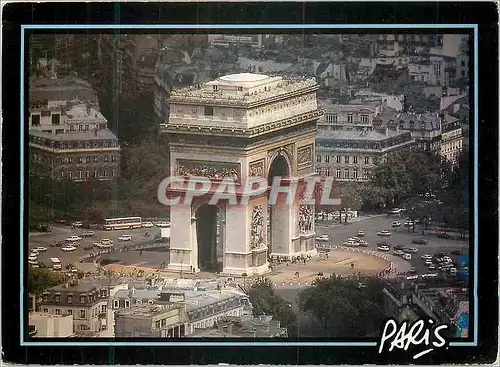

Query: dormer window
<box><xmin>212</xmin><ymin>85</ymin><xmax>219</xmax><ymax>91</ymax></box>
<box><xmin>237</xmin><ymin>86</ymin><xmax>243</xmax><ymax>92</ymax></box>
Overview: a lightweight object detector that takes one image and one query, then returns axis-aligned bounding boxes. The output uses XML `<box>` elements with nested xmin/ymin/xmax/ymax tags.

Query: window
<box><xmin>80</xmin><ymin>310</ymin><xmax>86</xmax><ymax>319</ymax></box>
<box><xmin>324</xmin><ymin>155</ymin><xmax>330</xmax><ymax>163</ymax></box>
<box><xmin>353</xmin><ymin>156</ymin><xmax>358</xmax><ymax>164</ymax></box>
<box><xmin>67</xmin><ymin>309</ymin><xmax>73</xmax><ymax>315</ymax></box>
<box><xmin>212</xmin><ymin>85</ymin><xmax>219</xmax><ymax>91</ymax></box>
<box><xmin>373</xmin><ymin>158</ymin><xmax>378</xmax><ymax>165</ymax></box>
<box><xmin>80</xmin><ymin>325</ymin><xmax>86</xmax><ymax>331</ymax></box>
<box><xmin>55</xmin><ymin>295</ymin><xmax>60</xmax><ymax>302</ymax></box>
<box><xmin>103</xmin><ymin>170</ymin><xmax>108</xmax><ymax>177</ymax></box>
<box><xmin>336</xmin><ymin>156</ymin><xmax>341</xmax><ymax>163</ymax></box>
<box><xmin>347</xmin><ymin>114</ymin><xmax>353</xmax><ymax>123</ymax></box>
<box><xmin>55</xmin><ymin>129</ymin><xmax>64</xmax><ymax>134</ymax></box>
<box><xmin>113</xmin><ymin>300</ymin><xmax>119</xmax><ymax>309</ymax></box>
<box><xmin>43</xmin><ymin>308</ymin><xmax>48</xmax><ymax>313</ymax></box>
<box><xmin>68</xmin><ymin>171</ymin><xmax>73</xmax><ymax>179</ymax></box>
<box><xmin>112</xmin><ymin>170</ymin><xmax>116</xmax><ymax>177</ymax></box>
<box><xmin>32</xmin><ymin>115</ymin><xmax>41</xmax><ymax>126</ymax></box>
<box><xmin>101</xmin><ymin>305</ymin><xmax>107</xmax><ymax>313</ymax></box>
<box><xmin>84</xmin><ymin>125</ymin><xmax>89</xmax><ymax>131</ymax></box>
<box><xmin>237</xmin><ymin>86</ymin><xmax>243</xmax><ymax>92</ymax></box>
<box><xmin>60</xmin><ymin>171</ymin><xmax>65</xmax><ymax>178</ymax></box>
<box><xmin>161</xmin><ymin>319</ymin><xmax>166</xmax><ymax>327</ymax></box>
<box><xmin>70</xmin><ymin>124</ymin><xmax>75</xmax><ymax>131</ymax></box>
<box><xmin>55</xmin><ymin>309</ymin><xmax>61</xmax><ymax>315</ymax></box>
<box><xmin>327</xmin><ymin>114</ymin><xmax>338</xmax><ymax>123</ymax></box>
<box><xmin>86</xmin><ymin>157</ymin><xmax>91</xmax><ymax>163</ymax></box>
<box><xmin>104</xmin><ymin>156</ymin><xmax>109</xmax><ymax>162</ymax></box>
<box><xmin>111</xmin><ymin>155</ymin><xmax>116</xmax><ymax>162</ymax></box>
<box><xmin>52</xmin><ymin>114</ymin><xmax>60</xmax><ymax>125</ymax></box>
<box><xmin>461</xmin><ymin>60</ymin><xmax>465</xmax><ymax>67</ymax></box>
<box><xmin>344</xmin><ymin>170</ymin><xmax>349</xmax><ymax>179</ymax></box>
<box><xmin>204</xmin><ymin>106</ymin><xmax>214</xmax><ymax>116</ymax></box>
<box><xmin>345</xmin><ymin>156</ymin><xmax>350</xmax><ymax>164</ymax></box>
<box><xmin>85</xmin><ymin>171</ymin><xmax>90</xmax><ymax>179</ymax></box>
<box><xmin>317</xmin><ymin>155</ymin><xmax>322</xmax><ymax>163</ymax></box>
<box><xmin>125</xmin><ymin>300</ymin><xmax>130</xmax><ymax>308</ymax></box>
<box><xmin>316</xmin><ymin>168</ymin><xmax>321</xmax><ymax>175</ymax></box>
<box><xmin>336</xmin><ymin>169</ymin><xmax>341</xmax><ymax>178</ymax></box>
<box><xmin>80</xmin><ymin>296</ymin><xmax>86</xmax><ymax>304</ymax></box>
<box><xmin>94</xmin><ymin>170</ymin><xmax>99</xmax><ymax>178</ymax></box>
<box><xmin>155</xmin><ymin>320</ymin><xmax>161</xmax><ymax>329</ymax></box>
<box><xmin>364</xmin><ymin>157</ymin><xmax>369</xmax><ymax>165</ymax></box>
<box><xmin>325</xmin><ymin>168</ymin><xmax>330</xmax><ymax>177</ymax></box>
<box><xmin>353</xmin><ymin>169</ymin><xmax>358</xmax><ymax>179</ymax></box>
<box><xmin>360</xmin><ymin>115</ymin><xmax>369</xmax><ymax>124</ymax></box>
<box><xmin>363</xmin><ymin>170</ymin><xmax>369</xmax><ymax>179</ymax></box>
<box><xmin>67</xmin><ymin>295</ymin><xmax>73</xmax><ymax>303</ymax></box>
<box><xmin>79</xmin><ymin>125</ymin><xmax>83</xmax><ymax>132</ymax></box>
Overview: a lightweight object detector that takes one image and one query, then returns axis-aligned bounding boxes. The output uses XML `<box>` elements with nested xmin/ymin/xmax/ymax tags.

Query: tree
<box><xmin>248</xmin><ymin>278</ymin><xmax>298</xmax><ymax>336</ymax></box>
<box><xmin>299</xmin><ymin>274</ymin><xmax>386</xmax><ymax>337</ymax></box>
<box><xmin>27</xmin><ymin>268</ymin><xmax>66</xmax><ymax>311</ymax></box>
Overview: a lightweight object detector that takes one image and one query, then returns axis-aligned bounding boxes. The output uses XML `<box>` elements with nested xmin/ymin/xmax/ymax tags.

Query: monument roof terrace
<box><xmin>169</xmin><ymin>73</ymin><xmax>319</xmax><ymax>108</ymax></box>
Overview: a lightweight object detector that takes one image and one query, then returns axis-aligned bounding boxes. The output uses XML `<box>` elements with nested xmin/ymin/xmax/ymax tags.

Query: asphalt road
<box><xmin>315</xmin><ymin>215</ymin><xmax>469</xmax><ymax>276</ymax></box>
<box><xmin>28</xmin><ymin>225</ymin><xmax>164</xmax><ymax>269</ymax></box>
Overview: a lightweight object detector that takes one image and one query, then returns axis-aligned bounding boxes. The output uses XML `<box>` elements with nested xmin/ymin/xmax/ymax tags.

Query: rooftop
<box><xmin>29</xmin><ymin>77</ymin><xmax>98</xmax><ymax>105</ymax></box>
<box><xmin>317</xmin><ymin>128</ymin><xmax>409</xmax><ymax>141</ymax></box>
<box><xmin>29</xmin><ymin>129</ymin><xmax>119</xmax><ymax>142</ymax></box>
<box><xmin>115</xmin><ymin>304</ymin><xmax>179</xmax><ymax>318</ymax></box>
<box><xmin>49</xmin><ymin>281</ymin><xmax>99</xmax><ymax>293</ymax></box>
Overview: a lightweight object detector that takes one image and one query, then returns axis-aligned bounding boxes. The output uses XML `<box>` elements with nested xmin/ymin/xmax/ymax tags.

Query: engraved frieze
<box><xmin>176</xmin><ymin>160</ymin><xmax>240</xmax><ymax>180</ymax></box>
<box><xmin>297</xmin><ymin>144</ymin><xmax>313</xmax><ymax>165</ymax></box>
<box><xmin>249</xmin><ymin>159</ymin><xmax>265</xmax><ymax>178</ymax></box>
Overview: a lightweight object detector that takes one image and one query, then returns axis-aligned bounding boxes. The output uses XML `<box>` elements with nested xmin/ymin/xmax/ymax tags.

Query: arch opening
<box><xmin>195</xmin><ymin>204</ymin><xmax>225</xmax><ymax>273</ymax></box>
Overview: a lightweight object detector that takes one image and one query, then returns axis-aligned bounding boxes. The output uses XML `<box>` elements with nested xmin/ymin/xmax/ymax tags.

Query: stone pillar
<box><xmin>167</xmin><ymin>203</ymin><xmax>194</xmax><ymax>272</ymax></box>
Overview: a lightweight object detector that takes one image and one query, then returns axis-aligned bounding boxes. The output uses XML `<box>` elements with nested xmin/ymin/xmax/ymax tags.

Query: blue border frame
<box><xmin>21</xmin><ymin>23</ymin><xmax>478</xmax><ymax>347</ymax></box>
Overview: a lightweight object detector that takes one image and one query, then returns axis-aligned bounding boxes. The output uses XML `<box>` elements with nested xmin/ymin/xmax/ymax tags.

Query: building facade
<box><xmin>29</xmin><ymin>313</ymin><xmax>75</xmax><ymax>337</ymax></box>
<box><xmin>39</xmin><ymin>280</ymin><xmax>109</xmax><ymax>336</ymax></box>
<box><xmin>28</xmin><ymin>77</ymin><xmax>120</xmax><ymax>181</ymax></box>
<box><xmin>440</xmin><ymin>114</ymin><xmax>464</xmax><ymax>166</ymax></box>
<box><xmin>316</xmin><ymin>128</ymin><xmax>414</xmax><ymax>182</ymax></box>
<box><xmin>396</xmin><ymin>112</ymin><xmax>442</xmax><ymax>152</ymax></box>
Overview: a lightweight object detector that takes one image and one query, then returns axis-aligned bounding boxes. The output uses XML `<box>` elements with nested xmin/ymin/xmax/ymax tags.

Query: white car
<box><xmin>389</xmin><ymin>208</ymin><xmax>402</xmax><ymax>214</ymax></box>
<box><xmin>428</xmin><ymin>264</ymin><xmax>437</xmax><ymax>270</ymax></box>
<box><xmin>424</xmin><ymin>259</ymin><xmax>433</xmax><ymax>265</ymax></box>
<box><xmin>61</xmin><ymin>246</ymin><xmax>77</xmax><ymax>252</ymax></box>
<box><xmin>377</xmin><ymin>230</ymin><xmax>392</xmax><ymax>237</ymax></box>
<box><xmin>402</xmin><ymin>253</ymin><xmax>412</xmax><ymax>261</ymax></box>
<box><xmin>35</xmin><ymin>246</ymin><xmax>47</xmax><ymax>252</ymax></box>
<box><xmin>142</xmin><ymin>222</ymin><xmax>154</xmax><ymax>228</ymax></box>
<box><xmin>118</xmin><ymin>235</ymin><xmax>132</xmax><ymax>241</ymax></box>
<box><xmin>72</xmin><ymin>221</ymin><xmax>83</xmax><ymax>227</ymax></box>
<box><xmin>343</xmin><ymin>240</ymin><xmax>359</xmax><ymax>247</ymax></box>
<box><xmin>404</xmin><ymin>247</ymin><xmax>418</xmax><ymax>253</ymax></box>
<box><xmin>404</xmin><ymin>220</ymin><xmax>414</xmax><ymax>227</ymax></box>
<box><xmin>100</xmin><ymin>239</ymin><xmax>113</xmax><ymax>245</ymax></box>
<box><xmin>156</xmin><ymin>222</ymin><xmax>170</xmax><ymax>228</ymax></box>
<box><xmin>391</xmin><ymin>221</ymin><xmax>401</xmax><ymax>227</ymax></box>
<box><xmin>357</xmin><ymin>230</ymin><xmax>365</xmax><ymax>237</ymax></box>
<box><xmin>393</xmin><ymin>250</ymin><xmax>404</xmax><ymax>256</ymax></box>
<box><xmin>316</xmin><ymin>235</ymin><xmax>329</xmax><ymax>242</ymax></box>
<box><xmin>377</xmin><ymin>245</ymin><xmax>390</xmax><ymax>252</ymax></box>
<box><xmin>65</xmin><ymin>236</ymin><xmax>82</xmax><ymax>242</ymax></box>
<box><xmin>28</xmin><ymin>255</ymin><xmax>38</xmax><ymax>262</ymax></box>
<box><xmin>81</xmin><ymin>231</ymin><xmax>95</xmax><ymax>237</ymax></box>
<box><xmin>421</xmin><ymin>254</ymin><xmax>433</xmax><ymax>260</ymax></box>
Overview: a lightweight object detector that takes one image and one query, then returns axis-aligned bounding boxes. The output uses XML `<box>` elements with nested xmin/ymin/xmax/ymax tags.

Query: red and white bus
<box><xmin>104</xmin><ymin>217</ymin><xmax>142</xmax><ymax>230</ymax></box>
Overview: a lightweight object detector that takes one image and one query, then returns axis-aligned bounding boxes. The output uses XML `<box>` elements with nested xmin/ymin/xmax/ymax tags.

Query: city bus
<box><xmin>104</xmin><ymin>217</ymin><xmax>142</xmax><ymax>230</ymax></box>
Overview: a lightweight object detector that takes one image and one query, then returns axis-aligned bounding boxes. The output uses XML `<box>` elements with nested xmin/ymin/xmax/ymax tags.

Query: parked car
<box><xmin>394</xmin><ymin>244</ymin><xmax>404</xmax><ymax>250</ymax></box>
<box><xmin>391</xmin><ymin>221</ymin><xmax>401</xmax><ymax>227</ymax></box>
<box><xmin>357</xmin><ymin>230</ymin><xmax>365</xmax><ymax>237</ymax></box>
<box><xmin>81</xmin><ymin>231</ymin><xmax>95</xmax><ymax>237</ymax></box>
<box><xmin>402</xmin><ymin>253</ymin><xmax>412</xmax><ymax>261</ymax></box>
<box><xmin>100</xmin><ymin>239</ymin><xmax>113</xmax><ymax>245</ymax></box>
<box><xmin>65</xmin><ymin>236</ymin><xmax>82</xmax><ymax>242</ymax></box>
<box><xmin>421</xmin><ymin>254</ymin><xmax>433</xmax><ymax>260</ymax></box>
<box><xmin>316</xmin><ymin>235</ymin><xmax>329</xmax><ymax>242</ymax></box>
<box><xmin>424</xmin><ymin>259</ymin><xmax>433</xmax><ymax>265</ymax></box>
<box><xmin>377</xmin><ymin>230</ymin><xmax>392</xmax><ymax>237</ymax></box>
<box><xmin>393</xmin><ymin>250</ymin><xmax>405</xmax><ymax>256</ymax></box>
<box><xmin>142</xmin><ymin>222</ymin><xmax>154</xmax><ymax>228</ymax></box>
<box><xmin>403</xmin><ymin>220</ymin><xmax>414</xmax><ymax>227</ymax></box>
<box><xmin>411</xmin><ymin>238</ymin><xmax>428</xmax><ymax>245</ymax></box>
<box><xmin>414</xmin><ymin>218</ymin><xmax>422</xmax><ymax>224</ymax></box>
<box><xmin>450</xmin><ymin>267</ymin><xmax>458</xmax><ymax>275</ymax></box>
<box><xmin>428</xmin><ymin>264</ymin><xmax>437</xmax><ymax>270</ymax></box>
<box><xmin>377</xmin><ymin>245</ymin><xmax>390</xmax><ymax>252</ymax></box>
<box><xmin>343</xmin><ymin>240</ymin><xmax>359</xmax><ymax>247</ymax></box>
<box><xmin>404</xmin><ymin>247</ymin><xmax>418</xmax><ymax>253</ymax></box>
<box><xmin>357</xmin><ymin>240</ymin><xmax>369</xmax><ymax>247</ymax></box>
<box><xmin>35</xmin><ymin>246</ymin><xmax>47</xmax><ymax>252</ymax></box>
<box><xmin>72</xmin><ymin>221</ymin><xmax>83</xmax><ymax>228</ymax></box>
<box><xmin>118</xmin><ymin>235</ymin><xmax>132</xmax><ymax>241</ymax></box>
<box><xmin>156</xmin><ymin>222</ymin><xmax>170</xmax><ymax>228</ymax></box>
<box><xmin>61</xmin><ymin>245</ymin><xmax>77</xmax><ymax>252</ymax></box>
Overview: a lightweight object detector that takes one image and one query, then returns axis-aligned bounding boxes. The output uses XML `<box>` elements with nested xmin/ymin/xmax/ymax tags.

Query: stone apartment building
<box><xmin>28</xmin><ymin>77</ymin><xmax>120</xmax><ymax>181</ymax></box>
<box><xmin>114</xmin><ymin>303</ymin><xmax>190</xmax><ymax>338</ymax></box>
<box><xmin>395</xmin><ymin>112</ymin><xmax>443</xmax><ymax>152</ymax></box>
<box><xmin>316</xmin><ymin>100</ymin><xmax>414</xmax><ymax>181</ymax></box>
<box><xmin>39</xmin><ymin>279</ymin><xmax>110</xmax><ymax>336</ymax></box>
<box><xmin>440</xmin><ymin>114</ymin><xmax>464</xmax><ymax>166</ymax></box>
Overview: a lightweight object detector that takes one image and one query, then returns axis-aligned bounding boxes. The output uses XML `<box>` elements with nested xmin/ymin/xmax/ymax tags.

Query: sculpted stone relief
<box><xmin>250</xmin><ymin>205</ymin><xmax>266</xmax><ymax>249</ymax></box>
<box><xmin>297</xmin><ymin>144</ymin><xmax>313</xmax><ymax>165</ymax></box>
<box><xmin>177</xmin><ymin>160</ymin><xmax>240</xmax><ymax>180</ymax></box>
<box><xmin>267</xmin><ymin>144</ymin><xmax>295</xmax><ymax>172</ymax></box>
<box><xmin>298</xmin><ymin>191</ymin><xmax>314</xmax><ymax>234</ymax></box>
<box><xmin>248</xmin><ymin>159</ymin><xmax>265</xmax><ymax>178</ymax></box>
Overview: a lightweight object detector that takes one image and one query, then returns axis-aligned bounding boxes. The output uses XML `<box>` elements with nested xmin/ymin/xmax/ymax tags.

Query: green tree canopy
<box><xmin>298</xmin><ymin>274</ymin><xmax>386</xmax><ymax>337</ymax></box>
